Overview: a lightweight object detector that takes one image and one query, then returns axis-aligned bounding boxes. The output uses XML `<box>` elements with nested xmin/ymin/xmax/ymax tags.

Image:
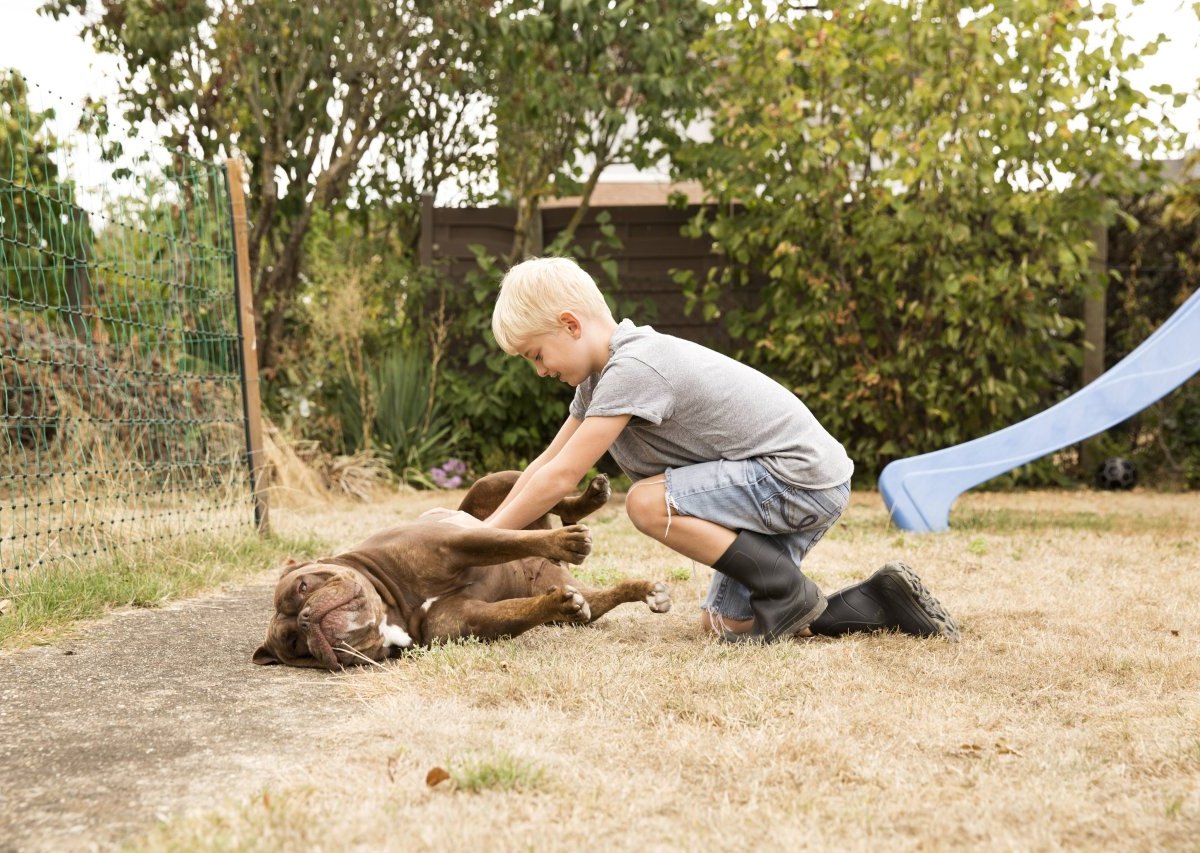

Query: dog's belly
<box><xmin>459</xmin><ymin>560</ymin><xmax>545</xmax><ymax>600</ymax></box>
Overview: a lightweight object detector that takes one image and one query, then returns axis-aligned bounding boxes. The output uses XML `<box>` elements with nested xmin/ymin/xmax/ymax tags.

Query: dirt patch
<box><xmin>0</xmin><ymin>571</ymin><xmax>355</xmax><ymax>852</ymax></box>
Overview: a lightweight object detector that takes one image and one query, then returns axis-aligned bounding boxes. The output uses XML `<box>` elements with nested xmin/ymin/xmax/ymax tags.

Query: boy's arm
<box><xmin>484</xmin><ymin>414</ymin><xmax>631</xmax><ymax>530</ymax></box>
<box><xmin>489</xmin><ymin>415</ymin><xmax>583</xmax><ymax>518</ymax></box>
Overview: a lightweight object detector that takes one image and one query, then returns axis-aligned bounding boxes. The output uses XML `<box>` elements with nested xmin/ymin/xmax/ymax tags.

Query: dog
<box><xmin>252</xmin><ymin>471</ymin><xmax>671</xmax><ymax>669</ymax></box>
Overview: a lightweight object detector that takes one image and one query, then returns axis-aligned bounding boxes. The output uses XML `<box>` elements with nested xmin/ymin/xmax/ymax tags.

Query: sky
<box><xmin>2</xmin><ymin>0</ymin><xmax>1198</xmax><ymax>191</ymax></box>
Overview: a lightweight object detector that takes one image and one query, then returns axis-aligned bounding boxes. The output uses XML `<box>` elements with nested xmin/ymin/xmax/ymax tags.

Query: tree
<box><xmin>674</xmin><ymin>0</ymin><xmax>1183</xmax><ymax>475</ymax></box>
<box><xmin>1103</xmin><ymin>152</ymin><xmax>1200</xmax><ymax>487</ymax></box>
<box><xmin>1</xmin><ymin>70</ymin><xmax>89</xmax><ymax>325</ymax></box>
<box><xmin>41</xmin><ymin>0</ymin><xmax>488</xmax><ymax>375</ymax></box>
<box><xmin>473</xmin><ymin>0</ymin><xmax>713</xmax><ymax>260</ymax></box>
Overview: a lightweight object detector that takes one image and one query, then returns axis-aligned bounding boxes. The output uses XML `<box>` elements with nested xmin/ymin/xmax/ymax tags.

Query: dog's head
<box><xmin>253</xmin><ymin>560</ymin><xmax>403</xmax><ymax>670</ymax></box>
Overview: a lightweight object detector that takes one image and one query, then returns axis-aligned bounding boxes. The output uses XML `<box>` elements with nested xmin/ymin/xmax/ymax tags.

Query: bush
<box><xmin>673</xmin><ymin>0</ymin><xmax>1179</xmax><ymax>481</ymax></box>
<box><xmin>1102</xmin><ymin>164</ymin><xmax>1200</xmax><ymax>489</ymax></box>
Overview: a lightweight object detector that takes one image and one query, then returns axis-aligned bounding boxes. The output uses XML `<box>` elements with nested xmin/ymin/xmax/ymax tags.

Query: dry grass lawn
<box><xmin>137</xmin><ymin>486</ymin><xmax>1199</xmax><ymax>851</ymax></box>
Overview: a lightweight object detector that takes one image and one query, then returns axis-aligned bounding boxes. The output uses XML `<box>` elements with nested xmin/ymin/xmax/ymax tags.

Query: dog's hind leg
<box><xmin>456</xmin><ymin>472</ymin><xmax>531</xmax><ymax>522</ymax></box>
<box><xmin>553</xmin><ymin>474</ymin><xmax>612</xmax><ymax>524</ymax></box>
<box><xmin>457</xmin><ymin>471</ymin><xmax>612</xmax><ymax>527</ymax></box>
<box><xmin>574</xmin><ymin>580</ymin><xmax>672</xmax><ymax>622</ymax></box>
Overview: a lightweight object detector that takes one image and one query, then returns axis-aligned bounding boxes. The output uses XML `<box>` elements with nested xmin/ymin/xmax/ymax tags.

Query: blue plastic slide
<box><xmin>879</xmin><ymin>287</ymin><xmax>1200</xmax><ymax>532</ymax></box>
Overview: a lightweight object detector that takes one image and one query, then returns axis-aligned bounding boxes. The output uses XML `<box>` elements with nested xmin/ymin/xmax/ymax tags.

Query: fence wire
<box><xmin>1</xmin><ymin>70</ymin><xmax>257</xmax><ymax>578</ymax></box>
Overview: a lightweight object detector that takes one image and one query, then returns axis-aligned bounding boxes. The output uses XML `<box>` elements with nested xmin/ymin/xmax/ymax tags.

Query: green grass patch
<box><xmin>569</xmin><ymin>563</ymin><xmax>628</xmax><ymax>587</ymax></box>
<box><xmin>0</xmin><ymin>531</ymin><xmax>325</xmax><ymax>650</ymax></box>
<box><xmin>665</xmin><ymin>565</ymin><xmax>693</xmax><ymax>582</ymax></box>
<box><xmin>449</xmin><ymin>750</ymin><xmax>546</xmax><ymax>794</ymax></box>
<box><xmin>951</xmin><ymin>508</ymin><xmax>1115</xmax><ymax>533</ymax></box>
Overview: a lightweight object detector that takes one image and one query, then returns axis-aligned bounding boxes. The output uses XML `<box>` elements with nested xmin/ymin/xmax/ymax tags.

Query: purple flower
<box><xmin>430</xmin><ymin>458</ymin><xmax>468</xmax><ymax>489</ymax></box>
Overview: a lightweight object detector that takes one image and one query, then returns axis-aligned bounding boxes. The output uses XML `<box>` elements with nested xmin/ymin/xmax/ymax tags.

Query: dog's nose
<box><xmin>298</xmin><ymin>605</ymin><xmax>312</xmax><ymax>631</ymax></box>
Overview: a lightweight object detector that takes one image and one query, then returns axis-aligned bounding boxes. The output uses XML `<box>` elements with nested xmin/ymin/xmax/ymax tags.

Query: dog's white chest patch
<box><xmin>379</xmin><ymin>616</ymin><xmax>412</xmax><ymax>649</ymax></box>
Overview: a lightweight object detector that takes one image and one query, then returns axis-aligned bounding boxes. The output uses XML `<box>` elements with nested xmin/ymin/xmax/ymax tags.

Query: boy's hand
<box><xmin>486</xmin><ymin>414</ymin><xmax>630</xmax><ymax>530</ymax></box>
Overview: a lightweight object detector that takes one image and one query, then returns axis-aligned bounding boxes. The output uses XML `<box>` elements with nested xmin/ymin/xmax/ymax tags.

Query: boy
<box><xmin>484</xmin><ymin>256</ymin><xmax>958</xmax><ymax>642</ymax></box>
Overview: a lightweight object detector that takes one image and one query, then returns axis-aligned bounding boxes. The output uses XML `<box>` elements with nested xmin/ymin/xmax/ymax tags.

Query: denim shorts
<box><xmin>663</xmin><ymin>458</ymin><xmax>851</xmax><ymax>622</ymax></box>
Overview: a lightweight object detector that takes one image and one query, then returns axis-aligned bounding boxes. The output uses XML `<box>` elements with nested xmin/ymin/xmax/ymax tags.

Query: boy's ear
<box><xmin>559</xmin><ymin>311</ymin><xmax>581</xmax><ymax>337</ymax></box>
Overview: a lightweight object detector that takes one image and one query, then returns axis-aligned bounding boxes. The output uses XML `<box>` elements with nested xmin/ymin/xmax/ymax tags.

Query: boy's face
<box><xmin>518</xmin><ymin>314</ymin><xmax>594</xmax><ymax>387</ymax></box>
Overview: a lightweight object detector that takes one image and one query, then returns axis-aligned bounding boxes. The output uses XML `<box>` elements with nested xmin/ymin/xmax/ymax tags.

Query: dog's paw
<box><xmin>548</xmin><ymin>524</ymin><xmax>592</xmax><ymax>564</ymax></box>
<box><xmin>583</xmin><ymin>473</ymin><xmax>611</xmax><ymax>505</ymax></box>
<box><xmin>550</xmin><ymin>585</ymin><xmax>591</xmax><ymax>622</ymax></box>
<box><xmin>646</xmin><ymin>581</ymin><xmax>672</xmax><ymax>613</ymax></box>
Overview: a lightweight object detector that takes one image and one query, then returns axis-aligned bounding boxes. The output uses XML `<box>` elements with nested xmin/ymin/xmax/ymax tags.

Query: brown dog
<box><xmin>253</xmin><ymin>471</ymin><xmax>671</xmax><ymax>669</ymax></box>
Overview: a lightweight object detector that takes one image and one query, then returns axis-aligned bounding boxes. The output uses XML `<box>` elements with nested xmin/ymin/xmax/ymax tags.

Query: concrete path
<box><xmin>0</xmin><ymin>572</ymin><xmax>354</xmax><ymax>852</ymax></box>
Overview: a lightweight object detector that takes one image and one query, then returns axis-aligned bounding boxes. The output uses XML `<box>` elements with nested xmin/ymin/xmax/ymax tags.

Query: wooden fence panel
<box><xmin>421</xmin><ymin>199</ymin><xmax>760</xmax><ymax>351</ymax></box>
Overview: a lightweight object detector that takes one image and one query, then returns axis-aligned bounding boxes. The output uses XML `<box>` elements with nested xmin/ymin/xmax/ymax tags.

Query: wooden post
<box><xmin>225</xmin><ymin>158</ymin><xmax>269</xmax><ymax>533</ymax></box>
<box><xmin>531</xmin><ymin>201</ymin><xmax>544</xmax><ymax>256</ymax></box>
<box><xmin>1080</xmin><ymin>222</ymin><xmax>1109</xmax><ymax>476</ymax></box>
<box><xmin>420</xmin><ymin>193</ymin><xmax>435</xmax><ymax>266</ymax></box>
<box><xmin>1082</xmin><ymin>223</ymin><xmax>1108</xmax><ymax>387</ymax></box>
<box><xmin>64</xmin><ymin>207</ymin><xmax>93</xmax><ymax>341</ymax></box>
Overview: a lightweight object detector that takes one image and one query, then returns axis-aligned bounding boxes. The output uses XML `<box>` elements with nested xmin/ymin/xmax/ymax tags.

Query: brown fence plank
<box><xmin>226</xmin><ymin>158</ymin><xmax>270</xmax><ymax>534</ymax></box>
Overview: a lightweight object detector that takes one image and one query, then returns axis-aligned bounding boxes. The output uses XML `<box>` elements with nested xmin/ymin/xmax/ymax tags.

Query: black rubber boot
<box><xmin>810</xmin><ymin>561</ymin><xmax>960</xmax><ymax>641</ymax></box>
<box><xmin>711</xmin><ymin>530</ymin><xmax>827</xmax><ymax>642</ymax></box>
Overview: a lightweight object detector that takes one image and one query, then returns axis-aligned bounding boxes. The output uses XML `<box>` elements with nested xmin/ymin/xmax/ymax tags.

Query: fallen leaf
<box><xmin>995</xmin><ymin>741</ymin><xmax>1024</xmax><ymax>757</ymax></box>
<box><xmin>1170</xmin><ymin>629</ymin><xmax>1180</xmax><ymax>637</ymax></box>
<box><xmin>0</xmin><ymin>599</ymin><xmax>11</xmax><ymax>617</ymax></box>
<box><xmin>387</xmin><ymin>755</ymin><xmax>400</xmax><ymax>783</ymax></box>
<box><xmin>426</xmin><ymin>766</ymin><xmax>450</xmax><ymax>787</ymax></box>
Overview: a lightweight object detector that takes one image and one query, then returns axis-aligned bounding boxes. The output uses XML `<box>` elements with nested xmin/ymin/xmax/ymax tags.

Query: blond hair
<box><xmin>492</xmin><ymin>256</ymin><xmax>614</xmax><ymax>354</ymax></box>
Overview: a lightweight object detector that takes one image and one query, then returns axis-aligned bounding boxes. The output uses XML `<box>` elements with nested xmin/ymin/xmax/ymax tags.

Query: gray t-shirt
<box><xmin>570</xmin><ymin>320</ymin><xmax>854</xmax><ymax>488</ymax></box>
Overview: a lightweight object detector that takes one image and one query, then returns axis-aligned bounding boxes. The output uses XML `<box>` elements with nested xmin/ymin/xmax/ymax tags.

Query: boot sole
<box><xmin>775</xmin><ymin>590</ymin><xmax>828</xmax><ymax>639</ymax></box>
<box><xmin>719</xmin><ymin>592</ymin><xmax>828</xmax><ymax>644</ymax></box>
<box><xmin>870</xmin><ymin>562</ymin><xmax>960</xmax><ymax>641</ymax></box>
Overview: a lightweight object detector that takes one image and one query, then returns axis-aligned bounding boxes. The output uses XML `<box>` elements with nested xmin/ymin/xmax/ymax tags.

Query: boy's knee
<box><xmin>625</xmin><ymin>483</ymin><xmax>664</xmax><ymax>535</ymax></box>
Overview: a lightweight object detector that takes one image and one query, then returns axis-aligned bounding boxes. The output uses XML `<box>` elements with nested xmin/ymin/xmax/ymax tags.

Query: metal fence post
<box><xmin>224</xmin><ymin>158</ymin><xmax>270</xmax><ymax>533</ymax></box>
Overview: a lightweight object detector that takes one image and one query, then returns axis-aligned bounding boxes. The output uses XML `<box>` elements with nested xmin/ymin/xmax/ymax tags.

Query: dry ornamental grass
<box><xmin>134</xmin><ymin>486</ymin><xmax>1199</xmax><ymax>851</ymax></box>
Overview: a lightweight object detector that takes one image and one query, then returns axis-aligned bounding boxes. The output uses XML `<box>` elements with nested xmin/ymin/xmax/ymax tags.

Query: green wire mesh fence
<box><xmin>1</xmin><ymin>70</ymin><xmax>264</xmax><ymax>579</ymax></box>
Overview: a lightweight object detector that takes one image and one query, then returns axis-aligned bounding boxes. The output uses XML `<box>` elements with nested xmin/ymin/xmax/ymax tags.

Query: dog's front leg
<box><xmin>432</xmin><ymin>525</ymin><xmax>593</xmax><ymax>570</ymax></box>
<box><xmin>420</xmin><ymin>587</ymin><xmax>591</xmax><ymax>643</ymax></box>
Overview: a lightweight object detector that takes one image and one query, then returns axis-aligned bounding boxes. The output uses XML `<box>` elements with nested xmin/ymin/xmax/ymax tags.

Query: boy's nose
<box><xmin>537</xmin><ymin>365</ymin><xmax>549</xmax><ymax>377</ymax></box>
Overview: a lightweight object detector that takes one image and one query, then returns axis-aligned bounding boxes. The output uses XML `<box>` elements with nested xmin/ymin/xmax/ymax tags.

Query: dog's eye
<box><xmin>298</xmin><ymin>580</ymin><xmax>308</xmax><ymax>594</ymax></box>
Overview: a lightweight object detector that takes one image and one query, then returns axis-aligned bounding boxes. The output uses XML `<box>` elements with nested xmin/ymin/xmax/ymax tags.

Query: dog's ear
<box><xmin>252</xmin><ymin>645</ymin><xmax>281</xmax><ymax>666</ymax></box>
<box><xmin>278</xmin><ymin>557</ymin><xmax>308</xmax><ymax>578</ymax></box>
